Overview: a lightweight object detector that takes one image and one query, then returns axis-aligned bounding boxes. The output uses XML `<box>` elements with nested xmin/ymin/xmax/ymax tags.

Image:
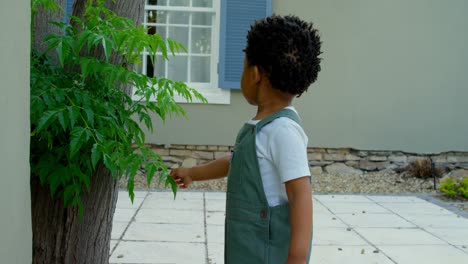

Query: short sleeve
<box><xmin>268</xmin><ymin>120</ymin><xmax>310</xmax><ymax>183</ymax></box>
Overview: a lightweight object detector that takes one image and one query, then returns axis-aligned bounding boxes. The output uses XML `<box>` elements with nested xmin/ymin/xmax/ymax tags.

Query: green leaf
<box><xmin>85</xmin><ymin>108</ymin><xmax>95</xmax><ymax>126</ymax></box>
<box><xmin>70</xmin><ymin>127</ymin><xmax>86</xmax><ymax>158</ymax></box>
<box><xmin>57</xmin><ymin>111</ymin><xmax>67</xmax><ymax>131</ymax></box>
<box><xmin>165</xmin><ymin>176</ymin><xmax>177</xmax><ymax>199</ymax></box>
<box><xmin>68</xmin><ymin>106</ymin><xmax>79</xmax><ymax>129</ymax></box>
<box><xmin>91</xmin><ymin>143</ymin><xmax>101</xmax><ymax>169</ymax></box>
<box><xmin>35</xmin><ymin>110</ymin><xmax>57</xmax><ymax>132</ymax></box>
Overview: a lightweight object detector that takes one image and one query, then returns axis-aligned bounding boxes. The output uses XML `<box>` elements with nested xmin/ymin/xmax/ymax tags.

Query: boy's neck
<box><xmin>253</xmin><ymin>85</ymin><xmax>294</xmax><ymax>120</ymax></box>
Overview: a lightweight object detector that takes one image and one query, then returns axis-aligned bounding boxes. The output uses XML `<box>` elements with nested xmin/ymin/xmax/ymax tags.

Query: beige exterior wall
<box><xmin>0</xmin><ymin>0</ymin><xmax>32</xmax><ymax>263</ymax></box>
<box><xmin>146</xmin><ymin>0</ymin><xmax>468</xmax><ymax>154</ymax></box>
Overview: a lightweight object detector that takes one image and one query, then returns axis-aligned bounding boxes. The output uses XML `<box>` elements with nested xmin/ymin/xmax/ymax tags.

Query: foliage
<box><xmin>31</xmin><ymin>0</ymin><xmax>206</xmax><ymax>217</ymax></box>
<box><xmin>439</xmin><ymin>176</ymin><xmax>468</xmax><ymax>199</ymax></box>
<box><xmin>406</xmin><ymin>158</ymin><xmax>441</xmax><ymax>179</ymax></box>
<box><xmin>439</xmin><ymin>178</ymin><xmax>458</xmax><ymax>198</ymax></box>
<box><xmin>458</xmin><ymin>177</ymin><xmax>468</xmax><ymax>198</ymax></box>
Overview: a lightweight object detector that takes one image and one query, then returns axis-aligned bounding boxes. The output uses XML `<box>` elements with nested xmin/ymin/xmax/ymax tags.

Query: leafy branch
<box><xmin>31</xmin><ymin>0</ymin><xmax>207</xmax><ymax>217</ymax></box>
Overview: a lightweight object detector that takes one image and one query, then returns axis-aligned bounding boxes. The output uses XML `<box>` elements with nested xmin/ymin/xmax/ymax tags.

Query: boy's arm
<box><xmin>170</xmin><ymin>153</ymin><xmax>231</xmax><ymax>188</ymax></box>
<box><xmin>285</xmin><ymin>176</ymin><xmax>313</xmax><ymax>264</ymax></box>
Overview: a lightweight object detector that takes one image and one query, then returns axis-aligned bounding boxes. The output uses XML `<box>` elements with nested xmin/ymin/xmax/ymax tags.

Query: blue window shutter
<box><xmin>218</xmin><ymin>0</ymin><xmax>272</xmax><ymax>89</ymax></box>
<box><xmin>64</xmin><ymin>0</ymin><xmax>74</xmax><ymax>23</ymax></box>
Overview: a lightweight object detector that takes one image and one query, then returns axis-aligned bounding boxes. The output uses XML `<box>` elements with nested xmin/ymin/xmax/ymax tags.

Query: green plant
<box><xmin>438</xmin><ymin>177</ymin><xmax>458</xmax><ymax>198</ymax></box>
<box><xmin>31</xmin><ymin>0</ymin><xmax>206</xmax><ymax>217</ymax></box>
<box><xmin>457</xmin><ymin>176</ymin><xmax>468</xmax><ymax>198</ymax></box>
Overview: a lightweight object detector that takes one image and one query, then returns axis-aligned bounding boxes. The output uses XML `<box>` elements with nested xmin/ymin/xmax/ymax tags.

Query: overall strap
<box><xmin>256</xmin><ymin>108</ymin><xmax>302</xmax><ymax>132</ymax></box>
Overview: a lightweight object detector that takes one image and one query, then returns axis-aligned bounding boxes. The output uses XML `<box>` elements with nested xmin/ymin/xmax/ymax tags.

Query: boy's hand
<box><xmin>170</xmin><ymin>167</ymin><xmax>193</xmax><ymax>189</ymax></box>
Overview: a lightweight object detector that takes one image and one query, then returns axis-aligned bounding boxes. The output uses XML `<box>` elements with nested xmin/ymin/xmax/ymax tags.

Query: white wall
<box><xmin>0</xmin><ymin>0</ymin><xmax>32</xmax><ymax>263</ymax></box>
<box><xmin>146</xmin><ymin>0</ymin><xmax>468</xmax><ymax>154</ymax></box>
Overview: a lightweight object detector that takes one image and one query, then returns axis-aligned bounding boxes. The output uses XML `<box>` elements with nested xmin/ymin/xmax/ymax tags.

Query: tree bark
<box><xmin>31</xmin><ymin>1</ymin><xmax>146</xmax><ymax>263</ymax></box>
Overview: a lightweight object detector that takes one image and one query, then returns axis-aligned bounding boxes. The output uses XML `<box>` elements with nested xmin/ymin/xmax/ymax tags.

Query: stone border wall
<box><xmin>148</xmin><ymin>144</ymin><xmax>468</xmax><ymax>174</ymax></box>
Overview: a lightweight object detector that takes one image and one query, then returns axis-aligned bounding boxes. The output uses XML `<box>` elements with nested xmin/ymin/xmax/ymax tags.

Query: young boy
<box><xmin>170</xmin><ymin>15</ymin><xmax>322</xmax><ymax>264</ymax></box>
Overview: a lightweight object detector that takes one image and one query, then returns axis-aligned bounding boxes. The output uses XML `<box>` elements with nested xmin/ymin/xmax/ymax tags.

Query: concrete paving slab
<box><xmin>110</xmin><ymin>241</ymin><xmax>205</xmax><ymax>264</ymax></box>
<box><xmin>337</xmin><ymin>213</ymin><xmax>416</xmax><ymax>228</ymax></box>
<box><xmin>381</xmin><ymin>202</ymin><xmax>457</xmax><ymax>216</ymax></box>
<box><xmin>123</xmin><ymin>222</ymin><xmax>204</xmax><ymax>242</ymax></box>
<box><xmin>206</xmin><ymin>211</ymin><xmax>225</xmax><ymax>226</ymax></box>
<box><xmin>366</xmin><ymin>195</ymin><xmax>427</xmax><ymax>203</ymax></box>
<box><xmin>205</xmin><ymin>192</ymin><xmax>226</xmax><ymax>200</ymax></box>
<box><xmin>403</xmin><ymin>214</ymin><xmax>468</xmax><ymax>228</ymax></box>
<box><xmin>113</xmin><ymin>208</ymin><xmax>136</xmax><ymax>222</ymax></box>
<box><xmin>119</xmin><ymin>190</ymin><xmax>148</xmax><ymax>198</ymax></box>
<box><xmin>149</xmin><ymin>191</ymin><xmax>204</xmax><ymax>200</ymax></box>
<box><xmin>313</xmin><ymin>212</ymin><xmax>348</xmax><ymax>228</ymax></box>
<box><xmin>206</xmin><ymin>199</ymin><xmax>226</xmax><ymax>212</ymax></box>
<box><xmin>425</xmin><ymin>227</ymin><xmax>468</xmax><ymax>245</ymax></box>
<box><xmin>207</xmin><ymin>243</ymin><xmax>223</xmax><ymax>264</ymax></box>
<box><xmin>312</xmin><ymin>227</ymin><xmax>369</xmax><ymax>246</ymax></box>
<box><xmin>135</xmin><ymin>208</ymin><xmax>204</xmax><ymax>224</ymax></box>
<box><xmin>312</xmin><ymin>201</ymin><xmax>330</xmax><ymax>214</ymax></box>
<box><xmin>356</xmin><ymin>227</ymin><xmax>447</xmax><ymax>245</ymax></box>
<box><xmin>315</xmin><ymin>195</ymin><xmax>373</xmax><ymax>203</ymax></box>
<box><xmin>111</xmin><ymin>222</ymin><xmax>128</xmax><ymax>240</ymax></box>
<box><xmin>310</xmin><ymin>245</ymin><xmax>394</xmax><ymax>264</ymax></box>
<box><xmin>143</xmin><ymin>195</ymin><xmax>204</xmax><ymax>210</ymax></box>
<box><xmin>116</xmin><ymin>197</ymin><xmax>144</xmax><ymax>209</ymax></box>
<box><xmin>207</xmin><ymin>225</ymin><xmax>224</xmax><ymax>244</ymax></box>
<box><xmin>457</xmin><ymin>245</ymin><xmax>468</xmax><ymax>254</ymax></box>
<box><xmin>379</xmin><ymin>245</ymin><xmax>468</xmax><ymax>264</ymax></box>
<box><xmin>323</xmin><ymin>202</ymin><xmax>391</xmax><ymax>214</ymax></box>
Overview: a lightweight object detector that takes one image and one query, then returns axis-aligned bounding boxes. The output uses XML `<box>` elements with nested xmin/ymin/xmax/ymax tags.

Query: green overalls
<box><xmin>224</xmin><ymin>108</ymin><xmax>312</xmax><ymax>264</ymax></box>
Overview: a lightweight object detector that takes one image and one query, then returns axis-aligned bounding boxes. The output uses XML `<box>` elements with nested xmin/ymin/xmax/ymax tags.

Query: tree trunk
<box><xmin>31</xmin><ymin>1</ymin><xmax>145</xmax><ymax>263</ymax></box>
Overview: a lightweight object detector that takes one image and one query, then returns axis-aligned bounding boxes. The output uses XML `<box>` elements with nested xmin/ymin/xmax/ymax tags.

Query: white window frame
<box><xmin>137</xmin><ymin>0</ymin><xmax>230</xmax><ymax>105</ymax></box>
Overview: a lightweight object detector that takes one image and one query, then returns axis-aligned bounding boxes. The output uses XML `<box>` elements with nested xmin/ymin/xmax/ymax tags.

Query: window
<box><xmin>142</xmin><ymin>0</ymin><xmax>230</xmax><ymax>104</ymax></box>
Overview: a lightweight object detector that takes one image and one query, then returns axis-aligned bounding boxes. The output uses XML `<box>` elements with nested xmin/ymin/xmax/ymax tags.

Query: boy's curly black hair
<box><xmin>245</xmin><ymin>15</ymin><xmax>322</xmax><ymax>97</ymax></box>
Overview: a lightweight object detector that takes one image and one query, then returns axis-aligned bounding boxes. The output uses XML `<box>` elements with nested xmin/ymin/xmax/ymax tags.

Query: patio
<box><xmin>109</xmin><ymin>191</ymin><xmax>468</xmax><ymax>264</ymax></box>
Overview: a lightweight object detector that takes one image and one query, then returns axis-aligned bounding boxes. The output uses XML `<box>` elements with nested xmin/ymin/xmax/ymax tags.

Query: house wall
<box><xmin>145</xmin><ymin>0</ymin><xmax>468</xmax><ymax>154</ymax></box>
<box><xmin>0</xmin><ymin>0</ymin><xmax>32</xmax><ymax>263</ymax></box>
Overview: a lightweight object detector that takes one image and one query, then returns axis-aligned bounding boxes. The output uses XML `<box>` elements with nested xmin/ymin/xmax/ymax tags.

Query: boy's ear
<box><xmin>252</xmin><ymin>65</ymin><xmax>262</xmax><ymax>84</ymax></box>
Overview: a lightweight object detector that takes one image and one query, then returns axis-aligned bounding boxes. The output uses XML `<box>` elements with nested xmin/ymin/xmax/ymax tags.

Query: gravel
<box><xmin>120</xmin><ymin>170</ymin><xmax>467</xmax><ymax>212</ymax></box>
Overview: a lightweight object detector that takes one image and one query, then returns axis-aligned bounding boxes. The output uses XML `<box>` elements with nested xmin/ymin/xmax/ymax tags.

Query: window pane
<box><xmin>169</xmin><ymin>0</ymin><xmax>189</xmax><ymax>7</ymax></box>
<box><xmin>148</xmin><ymin>0</ymin><xmax>167</xmax><ymax>6</ymax></box>
<box><xmin>148</xmin><ymin>21</ymin><xmax>167</xmax><ymax>38</ymax></box>
<box><xmin>168</xmin><ymin>26</ymin><xmax>189</xmax><ymax>48</ymax></box>
<box><xmin>191</xmin><ymin>28</ymin><xmax>211</xmax><ymax>54</ymax></box>
<box><xmin>156</xmin><ymin>11</ymin><xmax>168</xmax><ymax>23</ymax></box>
<box><xmin>146</xmin><ymin>55</ymin><xmax>165</xmax><ymax>78</ymax></box>
<box><xmin>168</xmin><ymin>11</ymin><xmax>189</xmax><ymax>24</ymax></box>
<box><xmin>191</xmin><ymin>56</ymin><xmax>210</xmax><ymax>83</ymax></box>
<box><xmin>192</xmin><ymin>12</ymin><xmax>212</xmax><ymax>26</ymax></box>
<box><xmin>192</xmin><ymin>0</ymin><xmax>212</xmax><ymax>7</ymax></box>
<box><xmin>168</xmin><ymin>56</ymin><xmax>188</xmax><ymax>81</ymax></box>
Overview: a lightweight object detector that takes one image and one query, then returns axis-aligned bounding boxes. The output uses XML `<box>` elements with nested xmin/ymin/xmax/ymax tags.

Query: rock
<box><xmin>182</xmin><ymin>158</ymin><xmax>197</xmax><ymax>168</ymax></box>
<box><xmin>389</xmin><ymin>155</ymin><xmax>407</xmax><ymax>163</ymax></box>
<box><xmin>455</xmin><ymin>163</ymin><xmax>468</xmax><ymax>169</ymax></box>
<box><xmin>325</xmin><ymin>163</ymin><xmax>363</xmax><ymax>176</ymax></box>
<box><xmin>152</xmin><ymin>148</ymin><xmax>169</xmax><ymax>156</ymax></box>
<box><xmin>447</xmin><ymin>156</ymin><xmax>468</xmax><ymax>163</ymax></box>
<box><xmin>169</xmin><ymin>149</ymin><xmax>192</xmax><ymax>157</ymax></box>
<box><xmin>369</xmin><ymin>156</ymin><xmax>388</xmax><ymax>161</ymax></box>
<box><xmin>207</xmin><ymin>145</ymin><xmax>219</xmax><ymax>151</ymax></box>
<box><xmin>360</xmin><ymin>161</ymin><xmax>391</xmax><ymax>171</ymax></box>
<box><xmin>214</xmin><ymin>151</ymin><xmax>229</xmax><ymax>160</ymax></box>
<box><xmin>161</xmin><ymin>156</ymin><xmax>183</xmax><ymax>163</ymax></box>
<box><xmin>191</xmin><ymin>151</ymin><xmax>214</xmax><ymax>160</ymax></box>
<box><xmin>308</xmin><ymin>153</ymin><xmax>323</xmax><ymax>161</ymax></box>
<box><xmin>442</xmin><ymin>169</ymin><xmax>468</xmax><ymax>183</ymax></box>
<box><xmin>310</xmin><ymin>161</ymin><xmax>333</xmax><ymax>166</ymax></box>
<box><xmin>324</xmin><ymin>154</ymin><xmax>346</xmax><ymax>161</ymax></box>
<box><xmin>311</xmin><ymin>166</ymin><xmax>323</xmax><ymax>175</ymax></box>
<box><xmin>345</xmin><ymin>154</ymin><xmax>361</xmax><ymax>161</ymax></box>
<box><xmin>345</xmin><ymin>161</ymin><xmax>360</xmax><ymax>169</ymax></box>
<box><xmin>357</xmin><ymin>151</ymin><xmax>368</xmax><ymax>157</ymax></box>
<box><xmin>432</xmin><ymin>155</ymin><xmax>447</xmax><ymax>163</ymax></box>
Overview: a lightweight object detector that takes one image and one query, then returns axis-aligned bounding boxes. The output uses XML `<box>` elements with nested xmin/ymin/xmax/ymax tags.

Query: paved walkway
<box><xmin>109</xmin><ymin>190</ymin><xmax>468</xmax><ymax>264</ymax></box>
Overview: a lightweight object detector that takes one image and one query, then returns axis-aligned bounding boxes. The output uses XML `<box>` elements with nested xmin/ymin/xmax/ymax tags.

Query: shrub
<box><xmin>406</xmin><ymin>158</ymin><xmax>441</xmax><ymax>179</ymax></box>
<box><xmin>458</xmin><ymin>177</ymin><xmax>468</xmax><ymax>198</ymax></box>
<box><xmin>438</xmin><ymin>177</ymin><xmax>458</xmax><ymax>198</ymax></box>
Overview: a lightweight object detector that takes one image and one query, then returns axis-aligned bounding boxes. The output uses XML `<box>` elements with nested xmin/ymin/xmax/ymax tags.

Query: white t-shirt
<box><xmin>247</xmin><ymin>106</ymin><xmax>311</xmax><ymax>207</ymax></box>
